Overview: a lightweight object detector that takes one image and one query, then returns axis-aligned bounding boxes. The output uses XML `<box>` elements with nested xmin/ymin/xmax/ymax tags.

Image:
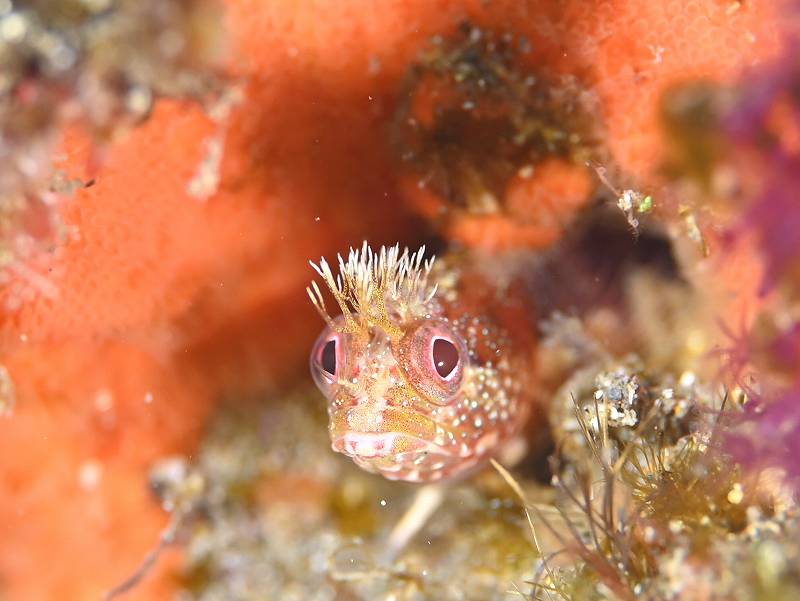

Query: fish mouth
<box><xmin>331</xmin><ymin>432</ymin><xmax>478</xmax><ymax>482</ymax></box>
<box><xmin>331</xmin><ymin>431</ymin><xmax>464</xmax><ymax>481</ymax></box>
<box><xmin>328</xmin><ymin>402</ymin><xmax>447</xmax><ymax>452</ymax></box>
<box><xmin>327</xmin><ymin>402</ymin><xmax>464</xmax><ymax>480</ymax></box>
<box><xmin>332</xmin><ymin>431</ymin><xmax>445</xmax><ymax>459</ymax></box>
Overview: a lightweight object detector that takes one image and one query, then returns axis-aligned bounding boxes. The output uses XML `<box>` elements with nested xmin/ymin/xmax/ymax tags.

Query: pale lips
<box><xmin>332</xmin><ymin>430</ymin><xmax>437</xmax><ymax>458</ymax></box>
<box><xmin>329</xmin><ymin>399</ymin><xmax>451</xmax><ymax>460</ymax></box>
<box><xmin>333</xmin><ymin>432</ymin><xmax>402</xmax><ymax>458</ymax></box>
<box><xmin>332</xmin><ymin>430</ymin><xmax>450</xmax><ymax>460</ymax></box>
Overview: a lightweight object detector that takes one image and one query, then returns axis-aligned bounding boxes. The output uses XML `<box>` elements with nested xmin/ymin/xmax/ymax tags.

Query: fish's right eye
<box><xmin>310</xmin><ymin>321</ymin><xmax>348</xmax><ymax>396</ymax></box>
<box><xmin>321</xmin><ymin>339</ymin><xmax>337</xmax><ymax>375</ymax></box>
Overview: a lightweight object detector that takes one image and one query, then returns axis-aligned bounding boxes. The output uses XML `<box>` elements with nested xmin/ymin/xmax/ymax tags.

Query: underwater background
<box><xmin>1</xmin><ymin>1</ymin><xmax>799</xmax><ymax>599</ymax></box>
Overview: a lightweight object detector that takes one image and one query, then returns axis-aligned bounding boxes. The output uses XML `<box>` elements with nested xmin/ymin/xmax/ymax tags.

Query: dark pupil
<box><xmin>321</xmin><ymin>339</ymin><xmax>337</xmax><ymax>375</ymax></box>
<box><xmin>432</xmin><ymin>338</ymin><xmax>459</xmax><ymax>378</ymax></box>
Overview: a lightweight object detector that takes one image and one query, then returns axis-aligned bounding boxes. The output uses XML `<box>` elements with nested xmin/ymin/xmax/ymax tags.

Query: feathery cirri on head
<box><xmin>307</xmin><ymin>243</ymin><xmax>536</xmax><ymax>482</ymax></box>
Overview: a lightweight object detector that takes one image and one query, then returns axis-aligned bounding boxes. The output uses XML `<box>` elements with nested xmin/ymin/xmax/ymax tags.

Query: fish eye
<box><xmin>310</xmin><ymin>319</ymin><xmax>348</xmax><ymax>395</ymax></box>
<box><xmin>432</xmin><ymin>337</ymin><xmax>460</xmax><ymax>379</ymax></box>
<box><xmin>321</xmin><ymin>339</ymin><xmax>337</xmax><ymax>375</ymax></box>
<box><xmin>396</xmin><ymin>320</ymin><xmax>467</xmax><ymax>405</ymax></box>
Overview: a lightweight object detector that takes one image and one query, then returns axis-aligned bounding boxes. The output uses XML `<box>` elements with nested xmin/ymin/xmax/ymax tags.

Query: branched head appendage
<box><xmin>307</xmin><ymin>242</ymin><xmax>438</xmax><ymax>340</ymax></box>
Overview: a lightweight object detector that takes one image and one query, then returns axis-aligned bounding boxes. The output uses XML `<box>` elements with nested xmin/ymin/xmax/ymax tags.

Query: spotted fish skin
<box><xmin>308</xmin><ymin>243</ymin><xmax>536</xmax><ymax>482</ymax></box>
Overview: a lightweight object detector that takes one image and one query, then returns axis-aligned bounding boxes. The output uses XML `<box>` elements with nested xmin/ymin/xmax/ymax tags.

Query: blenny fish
<box><xmin>308</xmin><ymin>243</ymin><xmax>537</xmax><ymax>482</ymax></box>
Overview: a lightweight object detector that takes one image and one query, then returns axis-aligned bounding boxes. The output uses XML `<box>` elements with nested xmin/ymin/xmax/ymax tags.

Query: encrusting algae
<box><xmin>393</xmin><ymin>21</ymin><xmax>600</xmax><ymax>251</ymax></box>
<box><xmin>0</xmin><ymin>0</ymin><xmax>225</xmax><ymax>271</ymax></box>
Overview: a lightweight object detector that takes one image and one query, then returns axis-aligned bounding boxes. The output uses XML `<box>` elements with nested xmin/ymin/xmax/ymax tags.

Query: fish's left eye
<box><xmin>397</xmin><ymin>320</ymin><xmax>467</xmax><ymax>405</ymax></box>
<box><xmin>432</xmin><ymin>337</ymin><xmax>460</xmax><ymax>379</ymax></box>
